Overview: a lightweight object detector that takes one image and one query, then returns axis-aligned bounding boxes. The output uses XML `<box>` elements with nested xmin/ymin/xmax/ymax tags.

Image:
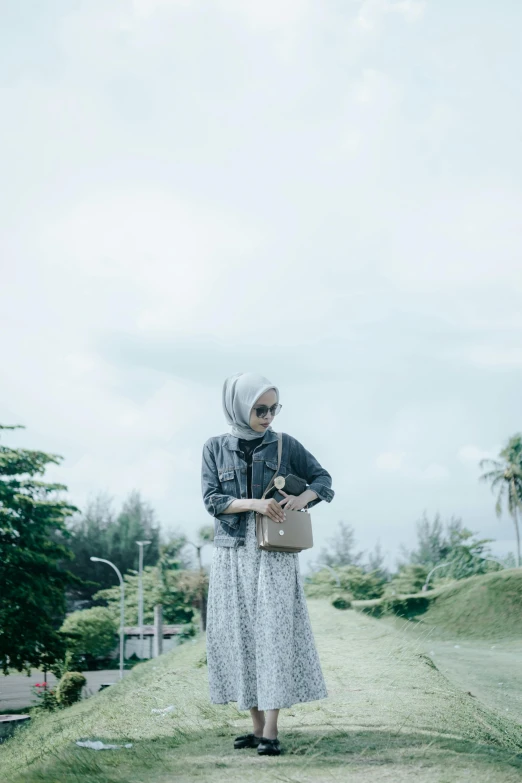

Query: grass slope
<box><xmin>1</xmin><ymin>600</ymin><xmax>521</xmax><ymax>783</ymax></box>
<box><xmin>354</xmin><ymin>568</ymin><xmax>522</xmax><ymax>641</ymax></box>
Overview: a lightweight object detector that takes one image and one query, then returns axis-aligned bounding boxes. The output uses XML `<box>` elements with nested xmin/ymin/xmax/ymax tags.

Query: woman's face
<box><xmin>249</xmin><ymin>389</ymin><xmax>278</xmax><ymax>434</ymax></box>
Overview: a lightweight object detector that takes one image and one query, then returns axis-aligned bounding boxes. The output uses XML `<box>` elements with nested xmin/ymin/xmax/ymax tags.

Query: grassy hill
<box><xmin>1</xmin><ymin>600</ymin><xmax>522</xmax><ymax>783</ymax></box>
<box><xmin>353</xmin><ymin>568</ymin><xmax>522</xmax><ymax>640</ymax></box>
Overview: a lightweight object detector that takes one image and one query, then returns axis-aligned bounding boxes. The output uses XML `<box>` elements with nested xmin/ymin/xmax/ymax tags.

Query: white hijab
<box><xmin>222</xmin><ymin>372</ymin><xmax>279</xmax><ymax>441</ymax></box>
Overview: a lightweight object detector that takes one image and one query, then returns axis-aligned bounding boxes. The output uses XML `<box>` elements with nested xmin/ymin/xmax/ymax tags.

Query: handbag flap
<box><xmin>259</xmin><ymin>509</ymin><xmax>313</xmax><ymax>549</ymax></box>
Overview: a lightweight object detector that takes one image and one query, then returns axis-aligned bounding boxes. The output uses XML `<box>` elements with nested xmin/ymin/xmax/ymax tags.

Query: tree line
<box><xmin>1</xmin><ymin>423</ymin><xmax>521</xmax><ymax>676</ymax></box>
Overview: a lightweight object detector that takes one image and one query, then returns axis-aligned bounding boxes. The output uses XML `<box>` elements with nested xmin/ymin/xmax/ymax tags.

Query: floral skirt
<box><xmin>205</xmin><ymin>511</ymin><xmax>328</xmax><ymax>711</ymax></box>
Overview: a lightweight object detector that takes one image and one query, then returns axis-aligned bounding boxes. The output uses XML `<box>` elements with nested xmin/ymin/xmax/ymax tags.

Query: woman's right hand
<box><xmin>253</xmin><ymin>498</ymin><xmax>286</xmax><ymax>523</ymax></box>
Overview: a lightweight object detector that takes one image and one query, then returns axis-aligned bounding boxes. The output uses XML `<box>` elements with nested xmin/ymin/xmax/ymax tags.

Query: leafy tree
<box><xmin>62</xmin><ymin>491</ymin><xmax>192</xmax><ymax>607</ymax></box>
<box><xmin>397</xmin><ymin>511</ymin><xmax>452</xmax><ymax>568</ymax></box>
<box><xmin>93</xmin><ymin>565</ymin><xmax>197</xmax><ymax>626</ymax></box>
<box><xmin>0</xmin><ymin>424</ymin><xmax>83</xmax><ymax>674</ymax></box>
<box><xmin>442</xmin><ymin>523</ymin><xmax>500</xmax><ymax>580</ymax></box>
<box><xmin>479</xmin><ymin>433</ymin><xmax>522</xmax><ymax>567</ymax></box>
<box><xmin>365</xmin><ymin>540</ymin><xmax>391</xmax><ymax>581</ymax></box>
<box><xmin>396</xmin><ymin>513</ymin><xmax>505</xmax><ymax>590</ymax></box>
<box><xmin>104</xmin><ymin>490</ymin><xmax>161</xmax><ymax>574</ymax></box>
<box><xmin>59</xmin><ymin>492</ymin><xmax>117</xmax><ymax>601</ymax></box>
<box><xmin>60</xmin><ymin>607</ymin><xmax>117</xmax><ymax>663</ymax></box>
<box><xmin>314</xmin><ymin>521</ymin><xmax>364</xmax><ymax>568</ymax></box>
<box><xmin>64</xmin><ymin>490</ymin><xmax>163</xmax><ymax>603</ymax></box>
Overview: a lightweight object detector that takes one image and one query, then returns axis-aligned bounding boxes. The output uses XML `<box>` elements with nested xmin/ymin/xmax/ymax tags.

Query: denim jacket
<box><xmin>201</xmin><ymin>429</ymin><xmax>334</xmax><ymax>547</ymax></box>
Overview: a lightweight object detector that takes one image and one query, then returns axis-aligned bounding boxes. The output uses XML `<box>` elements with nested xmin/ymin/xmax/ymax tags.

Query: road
<box><xmin>0</xmin><ymin>670</ymin><xmax>130</xmax><ymax>712</ymax></box>
<box><xmin>381</xmin><ymin>615</ymin><xmax>522</xmax><ymax>726</ymax></box>
<box><xmin>426</xmin><ymin>639</ymin><xmax>522</xmax><ymax>725</ymax></box>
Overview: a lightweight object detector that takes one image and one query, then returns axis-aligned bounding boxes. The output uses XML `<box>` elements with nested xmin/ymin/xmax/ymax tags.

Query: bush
<box><xmin>177</xmin><ymin>622</ymin><xmax>197</xmax><ymax>642</ymax></box>
<box><xmin>60</xmin><ymin>607</ymin><xmax>117</xmax><ymax>662</ymax></box>
<box><xmin>381</xmin><ymin>594</ymin><xmax>431</xmax><ymax>618</ymax></box>
<box><xmin>331</xmin><ymin>593</ymin><xmax>352</xmax><ymax>610</ymax></box>
<box><xmin>56</xmin><ymin>671</ymin><xmax>87</xmax><ymax>706</ymax></box>
<box><xmin>383</xmin><ymin>564</ymin><xmax>429</xmax><ymax>597</ymax></box>
<box><xmin>305</xmin><ymin>565</ymin><xmax>386</xmax><ymax>601</ymax></box>
<box><xmin>31</xmin><ymin>683</ymin><xmax>60</xmax><ymax>713</ymax></box>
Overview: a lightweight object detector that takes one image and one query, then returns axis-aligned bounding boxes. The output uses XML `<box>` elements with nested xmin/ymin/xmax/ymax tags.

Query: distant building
<box><xmin>123</xmin><ymin>624</ymin><xmax>185</xmax><ymax>659</ymax></box>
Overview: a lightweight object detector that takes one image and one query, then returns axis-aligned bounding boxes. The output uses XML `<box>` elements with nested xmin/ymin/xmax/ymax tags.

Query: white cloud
<box><xmin>40</xmin><ymin>189</ymin><xmax>258</xmax><ymax>332</ymax></box>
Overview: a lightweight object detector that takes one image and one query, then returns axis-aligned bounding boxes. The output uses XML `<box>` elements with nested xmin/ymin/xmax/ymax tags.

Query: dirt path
<box><xmin>1</xmin><ymin>602</ymin><xmax>522</xmax><ymax>783</ymax></box>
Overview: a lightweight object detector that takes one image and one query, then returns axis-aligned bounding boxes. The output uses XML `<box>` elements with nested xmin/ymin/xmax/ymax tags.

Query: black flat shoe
<box><xmin>257</xmin><ymin>737</ymin><xmax>281</xmax><ymax>756</ymax></box>
<box><xmin>234</xmin><ymin>733</ymin><xmax>263</xmax><ymax>749</ymax></box>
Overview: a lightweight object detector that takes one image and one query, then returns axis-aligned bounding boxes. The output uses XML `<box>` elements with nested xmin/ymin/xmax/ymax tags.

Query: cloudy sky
<box><xmin>1</xmin><ymin>0</ymin><xmax>521</xmax><ymax>572</ymax></box>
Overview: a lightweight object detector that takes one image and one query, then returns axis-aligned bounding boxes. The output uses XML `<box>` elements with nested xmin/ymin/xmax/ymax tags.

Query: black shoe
<box><xmin>257</xmin><ymin>737</ymin><xmax>281</xmax><ymax>756</ymax></box>
<box><xmin>234</xmin><ymin>733</ymin><xmax>263</xmax><ymax>749</ymax></box>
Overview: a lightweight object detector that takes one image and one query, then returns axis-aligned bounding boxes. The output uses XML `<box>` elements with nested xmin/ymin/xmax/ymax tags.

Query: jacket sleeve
<box><xmin>288</xmin><ymin>435</ymin><xmax>334</xmax><ymax>510</ymax></box>
<box><xmin>201</xmin><ymin>441</ymin><xmax>242</xmax><ymax>529</ymax></box>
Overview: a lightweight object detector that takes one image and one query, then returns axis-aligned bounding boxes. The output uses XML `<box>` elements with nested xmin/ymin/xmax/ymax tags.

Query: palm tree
<box><xmin>479</xmin><ymin>434</ymin><xmax>522</xmax><ymax>567</ymax></box>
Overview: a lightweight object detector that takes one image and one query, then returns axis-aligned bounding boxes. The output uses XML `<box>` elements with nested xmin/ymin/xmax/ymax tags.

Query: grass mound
<box><xmin>353</xmin><ymin>568</ymin><xmax>522</xmax><ymax>640</ymax></box>
<box><xmin>1</xmin><ymin>601</ymin><xmax>521</xmax><ymax>783</ymax></box>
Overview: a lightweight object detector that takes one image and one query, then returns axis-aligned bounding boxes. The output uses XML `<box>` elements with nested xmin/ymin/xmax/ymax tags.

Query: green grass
<box><xmin>353</xmin><ymin>568</ymin><xmax>522</xmax><ymax>641</ymax></box>
<box><xmin>1</xmin><ymin>600</ymin><xmax>522</xmax><ymax>783</ymax></box>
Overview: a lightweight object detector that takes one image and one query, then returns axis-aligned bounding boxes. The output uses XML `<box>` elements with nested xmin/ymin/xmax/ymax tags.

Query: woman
<box><xmin>201</xmin><ymin>372</ymin><xmax>334</xmax><ymax>756</ymax></box>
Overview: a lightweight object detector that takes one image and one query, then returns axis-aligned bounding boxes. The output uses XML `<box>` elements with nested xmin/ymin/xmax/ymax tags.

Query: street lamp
<box><xmin>422</xmin><ymin>562</ymin><xmax>451</xmax><ymax>591</ymax></box>
<box><xmin>307</xmin><ymin>562</ymin><xmax>341</xmax><ymax>587</ymax></box>
<box><xmin>136</xmin><ymin>540</ymin><xmax>151</xmax><ymax>659</ymax></box>
<box><xmin>185</xmin><ymin>539</ymin><xmax>210</xmax><ymax>631</ymax></box>
<box><xmin>422</xmin><ymin>558</ymin><xmax>508</xmax><ymax>592</ymax></box>
<box><xmin>90</xmin><ymin>557</ymin><xmax>125</xmax><ymax>680</ymax></box>
<box><xmin>321</xmin><ymin>564</ymin><xmax>341</xmax><ymax>587</ymax></box>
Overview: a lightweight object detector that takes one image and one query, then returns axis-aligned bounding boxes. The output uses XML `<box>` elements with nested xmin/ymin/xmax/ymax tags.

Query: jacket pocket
<box><xmin>263</xmin><ymin>459</ymin><xmax>287</xmax><ymax>493</ymax></box>
<box><xmin>218</xmin><ymin>468</ymin><xmax>238</xmax><ymax>496</ymax></box>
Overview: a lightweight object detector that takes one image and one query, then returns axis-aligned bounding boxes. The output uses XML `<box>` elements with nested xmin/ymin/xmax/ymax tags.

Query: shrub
<box><xmin>383</xmin><ymin>564</ymin><xmax>430</xmax><ymax>597</ymax></box>
<box><xmin>31</xmin><ymin>683</ymin><xmax>60</xmax><ymax>712</ymax></box>
<box><xmin>177</xmin><ymin>622</ymin><xmax>197</xmax><ymax>642</ymax></box>
<box><xmin>381</xmin><ymin>594</ymin><xmax>431</xmax><ymax>618</ymax></box>
<box><xmin>305</xmin><ymin>565</ymin><xmax>386</xmax><ymax>601</ymax></box>
<box><xmin>56</xmin><ymin>671</ymin><xmax>87</xmax><ymax>706</ymax></box>
<box><xmin>331</xmin><ymin>593</ymin><xmax>352</xmax><ymax>610</ymax></box>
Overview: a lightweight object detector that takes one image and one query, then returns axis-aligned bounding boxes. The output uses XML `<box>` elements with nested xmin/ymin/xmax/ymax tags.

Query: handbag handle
<box><xmin>260</xmin><ymin>432</ymin><xmax>282</xmax><ymax>500</ymax></box>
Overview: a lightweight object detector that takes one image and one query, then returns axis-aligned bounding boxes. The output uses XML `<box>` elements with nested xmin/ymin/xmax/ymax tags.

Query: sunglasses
<box><xmin>253</xmin><ymin>403</ymin><xmax>282</xmax><ymax>419</ymax></box>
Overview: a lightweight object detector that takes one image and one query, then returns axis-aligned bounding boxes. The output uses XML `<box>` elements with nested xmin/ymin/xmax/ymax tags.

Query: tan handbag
<box><xmin>255</xmin><ymin>432</ymin><xmax>314</xmax><ymax>553</ymax></box>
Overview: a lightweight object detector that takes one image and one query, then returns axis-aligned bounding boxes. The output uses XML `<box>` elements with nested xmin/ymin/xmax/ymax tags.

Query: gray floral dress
<box><xmin>205</xmin><ymin>510</ymin><xmax>328</xmax><ymax>711</ymax></box>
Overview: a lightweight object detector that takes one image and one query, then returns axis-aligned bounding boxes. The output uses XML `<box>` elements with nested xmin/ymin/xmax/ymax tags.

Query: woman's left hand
<box><xmin>278</xmin><ymin>491</ymin><xmax>308</xmax><ymax>511</ymax></box>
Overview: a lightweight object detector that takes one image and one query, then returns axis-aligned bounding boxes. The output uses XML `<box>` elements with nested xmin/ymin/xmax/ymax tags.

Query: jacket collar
<box><xmin>225</xmin><ymin>428</ymin><xmax>279</xmax><ymax>452</ymax></box>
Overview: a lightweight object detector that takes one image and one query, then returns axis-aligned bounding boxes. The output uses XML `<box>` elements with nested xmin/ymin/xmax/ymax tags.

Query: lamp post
<box><xmin>185</xmin><ymin>539</ymin><xmax>209</xmax><ymax>631</ymax></box>
<box><xmin>422</xmin><ymin>558</ymin><xmax>508</xmax><ymax>592</ymax></box>
<box><xmin>422</xmin><ymin>562</ymin><xmax>451</xmax><ymax>592</ymax></box>
<box><xmin>321</xmin><ymin>564</ymin><xmax>341</xmax><ymax>587</ymax></box>
<box><xmin>90</xmin><ymin>557</ymin><xmax>125</xmax><ymax>680</ymax></box>
<box><xmin>307</xmin><ymin>562</ymin><xmax>341</xmax><ymax>587</ymax></box>
<box><xmin>136</xmin><ymin>540</ymin><xmax>151</xmax><ymax>659</ymax></box>
<box><xmin>483</xmin><ymin>557</ymin><xmax>507</xmax><ymax>570</ymax></box>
